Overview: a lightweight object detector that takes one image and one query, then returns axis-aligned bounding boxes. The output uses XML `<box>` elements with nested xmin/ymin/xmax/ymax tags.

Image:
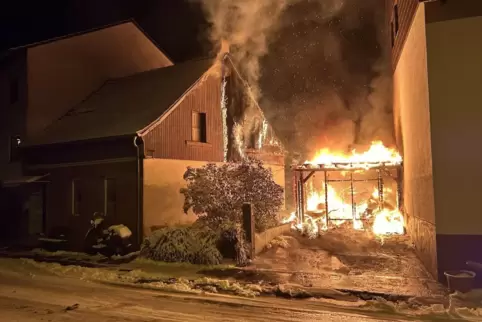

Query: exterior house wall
<box><xmin>26</xmin><ymin>22</ymin><xmax>172</xmax><ymax>138</ymax></box>
<box><xmin>38</xmin><ymin>161</ymin><xmax>138</xmax><ymax>251</ymax></box>
<box><xmin>0</xmin><ymin>51</ymin><xmax>28</xmax><ymax>180</ymax></box>
<box><xmin>24</xmin><ymin>137</ymin><xmax>139</xmax><ymax>249</ymax></box>
<box><xmin>142</xmin><ymin>74</ymin><xmax>224</xmax><ymax>162</ymax></box>
<box><xmin>425</xmin><ymin>15</ymin><xmax>482</xmax><ymax>283</ymax></box>
<box><xmin>143</xmin><ymin>158</ymin><xmax>285</xmax><ymax>236</ymax></box>
<box><xmin>393</xmin><ymin>4</ymin><xmax>438</xmax><ymax>278</ymax></box>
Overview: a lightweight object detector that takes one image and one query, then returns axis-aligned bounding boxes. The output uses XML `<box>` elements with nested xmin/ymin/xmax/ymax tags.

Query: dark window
<box><xmin>191</xmin><ymin>112</ymin><xmax>207</xmax><ymax>142</ymax></box>
<box><xmin>72</xmin><ymin>180</ymin><xmax>81</xmax><ymax>216</ymax></box>
<box><xmin>394</xmin><ymin>4</ymin><xmax>400</xmax><ymax>35</ymax></box>
<box><xmin>104</xmin><ymin>178</ymin><xmax>116</xmax><ymax>217</ymax></box>
<box><xmin>9</xmin><ymin>78</ymin><xmax>19</xmax><ymax>104</ymax></box>
<box><xmin>9</xmin><ymin>135</ymin><xmax>21</xmax><ymax>162</ymax></box>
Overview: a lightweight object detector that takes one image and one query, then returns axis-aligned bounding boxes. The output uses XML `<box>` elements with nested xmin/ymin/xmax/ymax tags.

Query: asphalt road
<box><xmin>0</xmin><ymin>264</ymin><xmax>416</xmax><ymax>322</ymax></box>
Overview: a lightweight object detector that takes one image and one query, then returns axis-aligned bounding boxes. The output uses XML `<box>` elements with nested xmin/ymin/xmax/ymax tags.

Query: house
<box><xmin>20</xmin><ymin>55</ymin><xmax>285</xmax><ymax>250</ymax></box>
<box><xmin>389</xmin><ymin>0</ymin><xmax>482</xmax><ymax>285</ymax></box>
<box><xmin>0</xmin><ymin>20</ymin><xmax>175</xmax><ymax>245</ymax></box>
<box><xmin>0</xmin><ymin>22</ymin><xmax>285</xmax><ymax>250</ymax></box>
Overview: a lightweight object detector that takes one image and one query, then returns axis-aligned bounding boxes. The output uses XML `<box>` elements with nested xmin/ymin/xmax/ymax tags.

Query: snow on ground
<box><xmin>1</xmin><ymin>257</ymin><xmax>482</xmax><ymax>320</ymax></box>
<box><xmin>253</xmin><ymin>229</ymin><xmax>445</xmax><ymax>297</ymax></box>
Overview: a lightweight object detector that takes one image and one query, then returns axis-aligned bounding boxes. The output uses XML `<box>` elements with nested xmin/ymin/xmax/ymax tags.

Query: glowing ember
<box><xmin>283</xmin><ymin>141</ymin><xmax>405</xmax><ymax>239</ymax></box>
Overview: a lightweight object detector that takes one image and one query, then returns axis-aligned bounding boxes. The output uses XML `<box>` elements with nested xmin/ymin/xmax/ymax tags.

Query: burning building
<box><xmin>285</xmin><ymin>141</ymin><xmax>405</xmax><ymax>239</ymax></box>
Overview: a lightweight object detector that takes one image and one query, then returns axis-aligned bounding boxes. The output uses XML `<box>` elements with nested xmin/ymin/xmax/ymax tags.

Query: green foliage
<box><xmin>140</xmin><ymin>226</ymin><xmax>222</xmax><ymax>265</ymax></box>
<box><xmin>180</xmin><ymin>159</ymin><xmax>284</xmax><ymax>232</ymax></box>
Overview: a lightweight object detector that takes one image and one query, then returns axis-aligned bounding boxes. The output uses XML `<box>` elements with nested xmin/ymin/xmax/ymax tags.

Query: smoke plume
<box><xmin>200</xmin><ymin>0</ymin><xmax>394</xmax><ymax>160</ymax></box>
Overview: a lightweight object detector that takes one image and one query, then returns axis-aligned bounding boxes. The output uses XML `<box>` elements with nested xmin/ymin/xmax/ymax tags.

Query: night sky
<box><xmin>1</xmin><ymin>0</ymin><xmax>390</xmax><ymax>157</ymax></box>
<box><xmin>0</xmin><ymin>0</ymin><xmax>211</xmax><ymax>62</ymax></box>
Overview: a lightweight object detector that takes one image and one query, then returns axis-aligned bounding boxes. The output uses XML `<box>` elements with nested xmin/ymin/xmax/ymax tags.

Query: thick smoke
<box><xmin>200</xmin><ymin>0</ymin><xmax>394</xmax><ymax>160</ymax></box>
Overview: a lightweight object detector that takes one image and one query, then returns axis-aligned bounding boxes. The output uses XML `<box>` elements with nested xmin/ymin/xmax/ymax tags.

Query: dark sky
<box><xmin>0</xmin><ymin>0</ymin><xmax>211</xmax><ymax>63</ymax></box>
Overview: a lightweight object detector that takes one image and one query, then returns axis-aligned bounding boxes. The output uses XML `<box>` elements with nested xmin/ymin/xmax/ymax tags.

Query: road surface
<box><xmin>0</xmin><ymin>261</ymin><xmax>420</xmax><ymax>321</ymax></box>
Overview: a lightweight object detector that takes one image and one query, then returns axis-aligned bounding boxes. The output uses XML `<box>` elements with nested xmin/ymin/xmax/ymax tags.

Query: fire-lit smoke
<box><xmin>199</xmin><ymin>0</ymin><xmax>296</xmax><ymax>100</ymax></box>
<box><xmin>258</xmin><ymin>0</ymin><xmax>393</xmax><ymax>160</ymax></box>
<box><xmin>199</xmin><ymin>0</ymin><xmax>394</xmax><ymax>161</ymax></box>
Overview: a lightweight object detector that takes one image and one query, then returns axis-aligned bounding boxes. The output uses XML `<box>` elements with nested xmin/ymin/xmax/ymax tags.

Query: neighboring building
<box><xmin>21</xmin><ymin>56</ymin><xmax>284</xmax><ymax>250</ymax></box>
<box><xmin>390</xmin><ymin>0</ymin><xmax>482</xmax><ymax>285</ymax></box>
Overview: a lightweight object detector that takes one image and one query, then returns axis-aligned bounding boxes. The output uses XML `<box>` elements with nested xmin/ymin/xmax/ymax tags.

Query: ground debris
<box><xmin>64</xmin><ymin>303</ymin><xmax>79</xmax><ymax>311</ymax></box>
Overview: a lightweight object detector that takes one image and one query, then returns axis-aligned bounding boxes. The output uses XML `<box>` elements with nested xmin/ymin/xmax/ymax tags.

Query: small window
<box><xmin>191</xmin><ymin>112</ymin><xmax>207</xmax><ymax>143</ymax></box>
<box><xmin>9</xmin><ymin>78</ymin><xmax>19</xmax><ymax>104</ymax></box>
<box><xmin>104</xmin><ymin>178</ymin><xmax>116</xmax><ymax>217</ymax></box>
<box><xmin>72</xmin><ymin>180</ymin><xmax>81</xmax><ymax>216</ymax></box>
<box><xmin>394</xmin><ymin>4</ymin><xmax>400</xmax><ymax>35</ymax></box>
<box><xmin>9</xmin><ymin>135</ymin><xmax>21</xmax><ymax>162</ymax></box>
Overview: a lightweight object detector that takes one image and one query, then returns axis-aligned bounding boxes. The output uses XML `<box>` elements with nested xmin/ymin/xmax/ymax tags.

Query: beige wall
<box><xmin>143</xmin><ymin>158</ymin><xmax>285</xmax><ymax>236</ymax></box>
<box><xmin>426</xmin><ymin>16</ymin><xmax>482</xmax><ymax>235</ymax></box>
<box><xmin>26</xmin><ymin>22</ymin><xmax>172</xmax><ymax>137</ymax></box>
<box><xmin>393</xmin><ymin>4</ymin><xmax>438</xmax><ymax>277</ymax></box>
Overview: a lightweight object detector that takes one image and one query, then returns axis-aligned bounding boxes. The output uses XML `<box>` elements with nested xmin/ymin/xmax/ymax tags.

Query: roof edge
<box><xmin>6</xmin><ymin>19</ymin><xmax>173</xmax><ymax>66</ymax></box>
<box><xmin>130</xmin><ymin>20</ymin><xmax>174</xmax><ymax>65</ymax></box>
<box><xmin>137</xmin><ymin>60</ymin><xmax>218</xmax><ymax>136</ymax></box>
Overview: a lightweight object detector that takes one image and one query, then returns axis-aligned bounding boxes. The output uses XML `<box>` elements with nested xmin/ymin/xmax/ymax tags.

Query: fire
<box><xmin>284</xmin><ymin>141</ymin><xmax>405</xmax><ymax>239</ymax></box>
<box><xmin>306</xmin><ymin>141</ymin><xmax>402</xmax><ymax>169</ymax></box>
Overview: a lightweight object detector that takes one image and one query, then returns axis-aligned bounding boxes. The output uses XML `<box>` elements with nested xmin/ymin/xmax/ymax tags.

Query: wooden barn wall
<box><xmin>143</xmin><ymin>74</ymin><xmax>224</xmax><ymax>162</ymax></box>
<box><xmin>389</xmin><ymin>0</ymin><xmax>419</xmax><ymax>70</ymax></box>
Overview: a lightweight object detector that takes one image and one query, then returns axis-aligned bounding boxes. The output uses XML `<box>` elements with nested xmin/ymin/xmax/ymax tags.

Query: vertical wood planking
<box><xmin>143</xmin><ymin>75</ymin><xmax>224</xmax><ymax>162</ymax></box>
<box><xmin>389</xmin><ymin>0</ymin><xmax>419</xmax><ymax>70</ymax></box>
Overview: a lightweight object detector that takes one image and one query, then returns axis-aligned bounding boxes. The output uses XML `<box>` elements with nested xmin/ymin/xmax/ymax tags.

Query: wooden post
<box><xmin>242</xmin><ymin>203</ymin><xmax>255</xmax><ymax>258</ymax></box>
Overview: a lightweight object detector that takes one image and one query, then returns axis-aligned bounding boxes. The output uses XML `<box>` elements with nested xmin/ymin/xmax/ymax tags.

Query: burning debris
<box><xmin>282</xmin><ymin>141</ymin><xmax>404</xmax><ymax>239</ymax></box>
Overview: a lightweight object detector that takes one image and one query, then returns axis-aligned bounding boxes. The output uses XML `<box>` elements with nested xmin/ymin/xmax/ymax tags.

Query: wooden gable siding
<box><xmin>143</xmin><ymin>74</ymin><xmax>224</xmax><ymax>162</ymax></box>
<box><xmin>389</xmin><ymin>0</ymin><xmax>419</xmax><ymax>71</ymax></box>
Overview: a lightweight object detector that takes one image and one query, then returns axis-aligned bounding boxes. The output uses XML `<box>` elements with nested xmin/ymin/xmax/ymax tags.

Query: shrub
<box><xmin>180</xmin><ymin>159</ymin><xmax>284</xmax><ymax>232</ymax></box>
<box><xmin>140</xmin><ymin>226</ymin><xmax>222</xmax><ymax>265</ymax></box>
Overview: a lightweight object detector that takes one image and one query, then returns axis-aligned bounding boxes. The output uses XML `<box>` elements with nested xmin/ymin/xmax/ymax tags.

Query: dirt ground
<box><xmin>252</xmin><ymin>229</ymin><xmax>445</xmax><ymax>298</ymax></box>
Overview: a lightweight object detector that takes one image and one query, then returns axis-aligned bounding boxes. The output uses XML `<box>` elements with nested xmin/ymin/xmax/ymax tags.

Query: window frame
<box><xmin>71</xmin><ymin>179</ymin><xmax>81</xmax><ymax>216</ymax></box>
<box><xmin>104</xmin><ymin>178</ymin><xmax>116</xmax><ymax>217</ymax></box>
<box><xmin>191</xmin><ymin>111</ymin><xmax>207</xmax><ymax>143</ymax></box>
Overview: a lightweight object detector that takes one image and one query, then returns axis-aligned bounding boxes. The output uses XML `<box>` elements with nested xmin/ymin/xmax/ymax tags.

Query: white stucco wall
<box><xmin>143</xmin><ymin>158</ymin><xmax>285</xmax><ymax>236</ymax></box>
<box><xmin>426</xmin><ymin>16</ymin><xmax>482</xmax><ymax>235</ymax></box>
<box><xmin>393</xmin><ymin>4</ymin><xmax>438</xmax><ymax>277</ymax></box>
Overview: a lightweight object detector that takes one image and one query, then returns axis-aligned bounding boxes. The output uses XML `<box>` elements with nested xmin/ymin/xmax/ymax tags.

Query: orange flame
<box><xmin>306</xmin><ymin>140</ymin><xmax>402</xmax><ymax>169</ymax></box>
<box><xmin>284</xmin><ymin>141</ymin><xmax>405</xmax><ymax>238</ymax></box>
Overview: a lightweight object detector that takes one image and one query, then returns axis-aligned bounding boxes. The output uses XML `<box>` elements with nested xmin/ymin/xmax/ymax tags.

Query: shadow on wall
<box><xmin>143</xmin><ymin>182</ymin><xmax>197</xmax><ymax>235</ymax></box>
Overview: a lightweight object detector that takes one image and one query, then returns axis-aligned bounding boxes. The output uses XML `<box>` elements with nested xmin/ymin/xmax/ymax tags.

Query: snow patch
<box><xmin>108</xmin><ymin>225</ymin><xmax>132</xmax><ymax>238</ymax></box>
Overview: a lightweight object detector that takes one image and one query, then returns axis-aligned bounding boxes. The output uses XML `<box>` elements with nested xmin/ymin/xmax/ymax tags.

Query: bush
<box><xmin>180</xmin><ymin>159</ymin><xmax>284</xmax><ymax>232</ymax></box>
<box><xmin>140</xmin><ymin>226</ymin><xmax>222</xmax><ymax>265</ymax></box>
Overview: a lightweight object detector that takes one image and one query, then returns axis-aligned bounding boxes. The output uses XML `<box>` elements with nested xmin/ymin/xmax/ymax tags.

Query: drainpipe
<box><xmin>133</xmin><ymin>135</ymin><xmax>144</xmax><ymax>248</ymax></box>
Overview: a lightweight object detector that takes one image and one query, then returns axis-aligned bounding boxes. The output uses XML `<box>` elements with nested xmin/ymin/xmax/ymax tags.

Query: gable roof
<box><xmin>6</xmin><ymin>20</ymin><xmax>174</xmax><ymax>65</ymax></box>
<box><xmin>26</xmin><ymin>58</ymin><xmax>215</xmax><ymax>146</ymax></box>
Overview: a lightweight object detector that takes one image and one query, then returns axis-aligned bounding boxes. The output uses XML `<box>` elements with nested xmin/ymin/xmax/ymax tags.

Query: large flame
<box><xmin>284</xmin><ymin>141</ymin><xmax>405</xmax><ymax>239</ymax></box>
<box><xmin>306</xmin><ymin>141</ymin><xmax>402</xmax><ymax>169</ymax></box>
